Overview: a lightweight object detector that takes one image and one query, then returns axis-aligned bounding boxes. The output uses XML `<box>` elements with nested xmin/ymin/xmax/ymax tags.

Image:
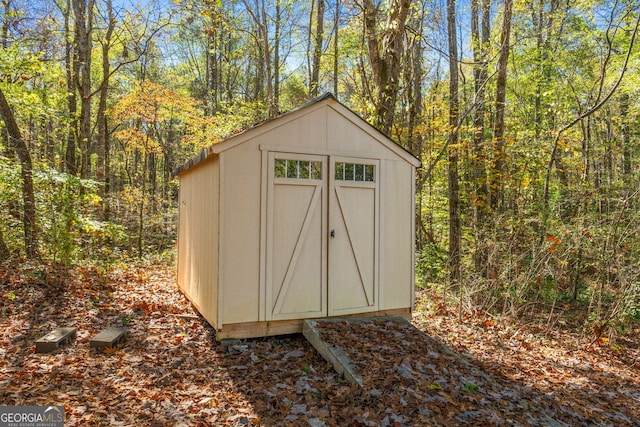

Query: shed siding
<box><xmin>177</xmin><ymin>159</ymin><xmax>219</xmax><ymax>328</ymax></box>
<box><xmin>380</xmin><ymin>159</ymin><xmax>415</xmax><ymax>309</ymax></box>
<box><xmin>220</xmin><ymin>144</ymin><xmax>262</xmax><ymax>324</ymax></box>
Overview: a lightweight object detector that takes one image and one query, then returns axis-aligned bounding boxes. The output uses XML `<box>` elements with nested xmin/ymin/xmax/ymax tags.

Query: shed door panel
<box><xmin>266</xmin><ymin>154</ymin><xmax>378</xmax><ymax>320</ymax></box>
<box><xmin>266</xmin><ymin>155</ymin><xmax>327</xmax><ymax>321</ymax></box>
<box><xmin>328</xmin><ymin>159</ymin><xmax>379</xmax><ymax>315</ymax></box>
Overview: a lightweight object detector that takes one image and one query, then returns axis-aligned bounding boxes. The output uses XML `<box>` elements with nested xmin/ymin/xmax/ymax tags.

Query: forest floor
<box><xmin>0</xmin><ymin>263</ymin><xmax>638</xmax><ymax>426</ymax></box>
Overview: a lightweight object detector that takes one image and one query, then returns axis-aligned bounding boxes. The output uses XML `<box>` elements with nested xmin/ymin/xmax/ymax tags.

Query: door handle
<box><xmin>330</xmin><ymin>229</ymin><xmax>335</xmax><ymax>238</ymax></box>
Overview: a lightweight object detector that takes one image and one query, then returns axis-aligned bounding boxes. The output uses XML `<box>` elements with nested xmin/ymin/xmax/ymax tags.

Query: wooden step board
<box><xmin>90</xmin><ymin>327</ymin><xmax>127</xmax><ymax>349</ymax></box>
<box><xmin>303</xmin><ymin>316</ymin><xmax>416</xmax><ymax>388</ymax></box>
<box><xmin>303</xmin><ymin>318</ymin><xmax>365</xmax><ymax>387</ymax></box>
<box><xmin>35</xmin><ymin>327</ymin><xmax>77</xmax><ymax>353</ymax></box>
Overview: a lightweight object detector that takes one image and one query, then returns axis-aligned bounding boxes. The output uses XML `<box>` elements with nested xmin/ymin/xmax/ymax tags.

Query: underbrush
<box><xmin>416</xmin><ymin>229</ymin><xmax>640</xmax><ymax>344</ymax></box>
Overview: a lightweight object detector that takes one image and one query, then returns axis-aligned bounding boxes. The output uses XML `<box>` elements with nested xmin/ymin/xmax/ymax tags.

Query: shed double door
<box><xmin>266</xmin><ymin>153</ymin><xmax>379</xmax><ymax>321</ymax></box>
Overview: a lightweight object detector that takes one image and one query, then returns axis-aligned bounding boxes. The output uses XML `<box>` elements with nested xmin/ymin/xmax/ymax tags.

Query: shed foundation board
<box><xmin>35</xmin><ymin>327</ymin><xmax>77</xmax><ymax>353</ymax></box>
<box><xmin>302</xmin><ymin>316</ymin><xmax>416</xmax><ymax>388</ymax></box>
<box><xmin>215</xmin><ymin>308</ymin><xmax>410</xmax><ymax>340</ymax></box>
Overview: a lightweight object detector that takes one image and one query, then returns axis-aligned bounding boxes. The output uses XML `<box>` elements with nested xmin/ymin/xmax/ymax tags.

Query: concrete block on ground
<box><xmin>90</xmin><ymin>326</ymin><xmax>127</xmax><ymax>349</ymax></box>
<box><xmin>35</xmin><ymin>327</ymin><xmax>77</xmax><ymax>353</ymax></box>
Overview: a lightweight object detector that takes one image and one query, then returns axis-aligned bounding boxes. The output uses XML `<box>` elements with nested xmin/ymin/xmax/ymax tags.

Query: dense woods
<box><xmin>1</xmin><ymin>0</ymin><xmax>639</xmax><ymax>339</ymax></box>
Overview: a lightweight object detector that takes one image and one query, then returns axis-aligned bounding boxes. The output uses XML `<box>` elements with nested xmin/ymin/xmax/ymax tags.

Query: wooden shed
<box><xmin>174</xmin><ymin>93</ymin><xmax>421</xmax><ymax>340</ymax></box>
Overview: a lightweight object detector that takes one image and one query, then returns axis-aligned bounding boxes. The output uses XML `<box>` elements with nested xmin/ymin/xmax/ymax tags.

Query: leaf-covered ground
<box><xmin>1</xmin><ymin>263</ymin><xmax>638</xmax><ymax>426</ymax></box>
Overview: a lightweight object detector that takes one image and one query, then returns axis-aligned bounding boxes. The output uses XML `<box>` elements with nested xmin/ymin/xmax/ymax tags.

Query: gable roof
<box><xmin>174</xmin><ymin>93</ymin><xmax>420</xmax><ymax>177</ymax></box>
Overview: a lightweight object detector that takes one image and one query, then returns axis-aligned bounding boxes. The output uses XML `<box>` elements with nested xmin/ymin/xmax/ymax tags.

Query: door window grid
<box><xmin>335</xmin><ymin>162</ymin><xmax>375</xmax><ymax>182</ymax></box>
<box><xmin>275</xmin><ymin>159</ymin><xmax>322</xmax><ymax>180</ymax></box>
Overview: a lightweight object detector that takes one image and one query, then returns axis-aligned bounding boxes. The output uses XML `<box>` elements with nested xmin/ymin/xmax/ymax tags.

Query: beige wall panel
<box><xmin>176</xmin><ymin>185</ymin><xmax>189</xmax><ymax>306</ymax></box>
<box><xmin>220</xmin><ymin>145</ymin><xmax>262</xmax><ymax>324</ymax></box>
<box><xmin>379</xmin><ymin>160</ymin><xmax>414</xmax><ymax>310</ymax></box>
<box><xmin>177</xmin><ymin>169</ymin><xmax>194</xmax><ymax>300</ymax></box>
<box><xmin>259</xmin><ymin>108</ymin><xmax>328</xmax><ymax>151</ymax></box>
<box><xmin>177</xmin><ymin>158</ymin><xmax>219</xmax><ymax>328</ymax></box>
<box><xmin>325</xmin><ymin>109</ymin><xmax>391</xmax><ymax>159</ymax></box>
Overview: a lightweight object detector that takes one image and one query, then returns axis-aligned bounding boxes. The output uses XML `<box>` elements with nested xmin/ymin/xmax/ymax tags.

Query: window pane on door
<box><xmin>335</xmin><ymin>162</ymin><xmax>375</xmax><ymax>182</ymax></box>
<box><xmin>309</xmin><ymin>161</ymin><xmax>322</xmax><ymax>179</ymax></box>
<box><xmin>275</xmin><ymin>159</ymin><xmax>287</xmax><ymax>178</ymax></box>
<box><xmin>365</xmin><ymin>164</ymin><xmax>374</xmax><ymax>181</ymax></box>
<box><xmin>275</xmin><ymin>159</ymin><xmax>322</xmax><ymax>180</ymax></box>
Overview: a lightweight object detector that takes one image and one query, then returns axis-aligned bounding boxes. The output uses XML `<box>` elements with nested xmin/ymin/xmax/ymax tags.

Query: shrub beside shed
<box><xmin>174</xmin><ymin>93</ymin><xmax>421</xmax><ymax>340</ymax></box>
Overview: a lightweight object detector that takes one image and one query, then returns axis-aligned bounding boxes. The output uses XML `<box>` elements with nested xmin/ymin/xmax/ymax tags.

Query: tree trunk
<box><xmin>206</xmin><ymin>31</ymin><xmax>219</xmax><ymax>115</ymax></box>
<box><xmin>0</xmin><ymin>87</ymin><xmax>38</xmax><ymax>258</ymax></box>
<box><xmin>73</xmin><ymin>0</ymin><xmax>94</xmax><ymax>179</ymax></box>
<box><xmin>205</xmin><ymin>6</ymin><xmax>221</xmax><ymax>116</ymax></box>
<box><xmin>1</xmin><ymin>0</ymin><xmax>11</xmax><ymax>49</ymax></box>
<box><xmin>242</xmin><ymin>0</ymin><xmax>276</xmax><ymax>115</ymax></box>
<box><xmin>447</xmin><ymin>0</ymin><xmax>461</xmax><ymax>285</ymax></box>
<box><xmin>0</xmin><ymin>226</ymin><xmax>9</xmax><ymax>261</ymax></box>
<box><xmin>333</xmin><ymin>0</ymin><xmax>339</xmax><ymax>96</ymax></box>
<box><xmin>532</xmin><ymin>0</ymin><xmax>543</xmax><ymax>140</ymax></box>
<box><xmin>490</xmin><ymin>0</ymin><xmax>513</xmax><ymax>212</ymax></box>
<box><xmin>310</xmin><ymin>0</ymin><xmax>325</xmax><ymax>97</ymax></box>
<box><xmin>362</xmin><ymin>0</ymin><xmax>411</xmax><ymax>134</ymax></box>
<box><xmin>470</xmin><ymin>0</ymin><xmax>490</xmax><ymax>214</ymax></box>
<box><xmin>307</xmin><ymin>0</ymin><xmax>314</xmax><ymax>94</ymax></box>
<box><xmin>621</xmin><ymin>93</ymin><xmax>631</xmax><ymax>179</ymax></box>
<box><xmin>471</xmin><ymin>0</ymin><xmax>491</xmax><ymax>275</ymax></box>
<box><xmin>405</xmin><ymin>37</ymin><xmax>422</xmax><ymax>155</ymax></box>
<box><xmin>273</xmin><ymin>0</ymin><xmax>281</xmax><ymax>111</ymax></box>
<box><xmin>403</xmin><ymin>0</ymin><xmax>425</xmax><ymax>155</ymax></box>
<box><xmin>260</xmin><ymin>0</ymin><xmax>274</xmax><ymax>115</ymax></box>
<box><xmin>137</xmin><ymin>141</ymin><xmax>148</xmax><ymax>259</ymax></box>
<box><xmin>149</xmin><ymin>152</ymin><xmax>157</xmax><ymax>214</ymax></box>
<box><xmin>64</xmin><ymin>0</ymin><xmax>77</xmax><ymax>175</ymax></box>
<box><xmin>96</xmin><ymin>0</ymin><xmax>114</xmax><ymax>220</ymax></box>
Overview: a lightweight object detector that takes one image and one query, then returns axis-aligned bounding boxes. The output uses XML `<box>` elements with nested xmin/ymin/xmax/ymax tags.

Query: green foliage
<box><xmin>33</xmin><ymin>168</ymin><xmax>128</xmax><ymax>266</ymax></box>
<box><xmin>0</xmin><ymin>42</ymin><xmax>47</xmax><ymax>82</ymax></box>
<box><xmin>122</xmin><ymin>312</ymin><xmax>135</xmax><ymax>326</ymax></box>
<box><xmin>461</xmin><ymin>383</ymin><xmax>479</xmax><ymax>394</ymax></box>
<box><xmin>0</xmin><ymin>41</ymin><xmax>66</xmax><ymax>127</ymax></box>
<box><xmin>279</xmin><ymin>73</ymin><xmax>311</xmax><ymax>110</ymax></box>
<box><xmin>625</xmin><ymin>293</ymin><xmax>640</xmax><ymax>323</ymax></box>
<box><xmin>416</xmin><ymin>244</ymin><xmax>447</xmax><ymax>286</ymax></box>
<box><xmin>211</xmin><ymin>99</ymin><xmax>268</xmax><ymax>139</ymax></box>
<box><xmin>0</xmin><ymin>155</ymin><xmax>22</xmax><ymax>254</ymax></box>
